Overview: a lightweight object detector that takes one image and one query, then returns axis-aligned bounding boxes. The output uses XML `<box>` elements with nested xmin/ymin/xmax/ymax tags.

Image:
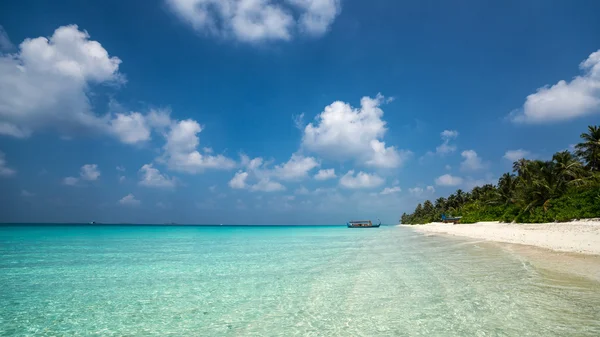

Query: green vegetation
<box><xmin>401</xmin><ymin>125</ymin><xmax>600</xmax><ymax>225</ymax></box>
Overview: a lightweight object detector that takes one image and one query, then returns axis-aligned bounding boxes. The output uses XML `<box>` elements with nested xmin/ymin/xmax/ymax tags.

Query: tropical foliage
<box><xmin>401</xmin><ymin>125</ymin><xmax>600</xmax><ymax>224</ymax></box>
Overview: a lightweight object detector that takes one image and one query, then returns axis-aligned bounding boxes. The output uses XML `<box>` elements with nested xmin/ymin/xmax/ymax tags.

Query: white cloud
<box><xmin>240</xmin><ymin>154</ymin><xmax>265</xmax><ymax>171</ymax></box>
<box><xmin>314</xmin><ymin>168</ymin><xmax>336</xmax><ymax>180</ymax></box>
<box><xmin>250</xmin><ymin>178</ymin><xmax>285</xmax><ymax>192</ymax></box>
<box><xmin>166</xmin><ymin>0</ymin><xmax>340</xmax><ymax>43</ymax></box>
<box><xmin>80</xmin><ymin>164</ymin><xmax>100</xmax><ymax>181</ymax></box>
<box><xmin>380</xmin><ymin>186</ymin><xmax>401</xmax><ymax>195</ymax></box>
<box><xmin>162</xmin><ymin>119</ymin><xmax>236</xmax><ymax>173</ymax></box>
<box><xmin>0</xmin><ymin>151</ymin><xmax>16</xmax><ymax>176</ymax></box>
<box><xmin>119</xmin><ymin>193</ymin><xmax>141</xmax><ymax>206</ymax></box>
<box><xmin>436</xmin><ymin>130</ymin><xmax>459</xmax><ymax>155</ymax></box>
<box><xmin>63</xmin><ymin>177</ymin><xmax>79</xmax><ymax>186</ymax></box>
<box><xmin>435</xmin><ymin>174</ymin><xmax>463</xmax><ymax>186</ymax></box>
<box><xmin>139</xmin><ymin>164</ymin><xmax>177</xmax><ymax>188</ymax></box>
<box><xmin>229</xmin><ymin>171</ymin><xmax>249</xmax><ymax>189</ymax></box>
<box><xmin>0</xmin><ymin>122</ymin><xmax>31</xmax><ymax>138</ymax></box>
<box><xmin>116</xmin><ymin>166</ymin><xmax>126</xmax><ymax>172</ymax></box>
<box><xmin>0</xmin><ymin>25</ymin><xmax>123</xmax><ymax>139</ymax></box>
<box><xmin>409</xmin><ymin>185</ymin><xmax>435</xmax><ymax>198</ymax></box>
<box><xmin>503</xmin><ymin>149</ymin><xmax>531</xmax><ymax>162</ymax></box>
<box><xmin>109</xmin><ymin>112</ymin><xmax>151</xmax><ymax>144</ymax></box>
<box><xmin>119</xmin><ymin>175</ymin><xmax>126</xmax><ymax>183</ymax></box>
<box><xmin>0</xmin><ymin>25</ymin><xmax>15</xmax><ymax>51</ymax></box>
<box><xmin>511</xmin><ymin>49</ymin><xmax>600</xmax><ymax>123</ymax></box>
<box><xmin>289</xmin><ymin>0</ymin><xmax>341</xmax><ymax>35</ymax></box>
<box><xmin>445</xmin><ymin>165</ymin><xmax>451</xmax><ymax>170</ymax></box>
<box><xmin>21</xmin><ymin>189</ymin><xmax>34</xmax><ymax>197</ymax></box>
<box><xmin>460</xmin><ymin>150</ymin><xmax>486</xmax><ymax>171</ymax></box>
<box><xmin>302</xmin><ymin>94</ymin><xmax>410</xmax><ymax>168</ymax></box>
<box><xmin>63</xmin><ymin>164</ymin><xmax>100</xmax><ymax>185</ymax></box>
<box><xmin>272</xmin><ymin>154</ymin><xmax>319</xmax><ymax>180</ymax></box>
<box><xmin>339</xmin><ymin>170</ymin><xmax>384</xmax><ymax>189</ymax></box>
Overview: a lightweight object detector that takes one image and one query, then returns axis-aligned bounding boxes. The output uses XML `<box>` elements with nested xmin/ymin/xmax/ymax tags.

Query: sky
<box><xmin>0</xmin><ymin>0</ymin><xmax>599</xmax><ymax>224</ymax></box>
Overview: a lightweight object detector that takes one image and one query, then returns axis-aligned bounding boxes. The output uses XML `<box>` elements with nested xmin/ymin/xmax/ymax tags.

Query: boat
<box><xmin>347</xmin><ymin>219</ymin><xmax>381</xmax><ymax>228</ymax></box>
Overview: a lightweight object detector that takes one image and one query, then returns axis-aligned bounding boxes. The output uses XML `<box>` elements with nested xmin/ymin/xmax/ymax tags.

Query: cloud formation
<box><xmin>302</xmin><ymin>94</ymin><xmax>410</xmax><ymax>168</ymax></box>
<box><xmin>64</xmin><ymin>164</ymin><xmax>100</xmax><ymax>185</ymax></box>
<box><xmin>0</xmin><ymin>151</ymin><xmax>16</xmax><ymax>177</ymax></box>
<box><xmin>119</xmin><ymin>193</ymin><xmax>141</xmax><ymax>206</ymax></box>
<box><xmin>511</xmin><ymin>49</ymin><xmax>600</xmax><ymax>123</ymax></box>
<box><xmin>139</xmin><ymin>164</ymin><xmax>177</xmax><ymax>188</ymax></box>
<box><xmin>166</xmin><ymin>0</ymin><xmax>340</xmax><ymax>43</ymax></box>
<box><xmin>314</xmin><ymin>168</ymin><xmax>336</xmax><ymax>180</ymax></box>
<box><xmin>435</xmin><ymin>174</ymin><xmax>463</xmax><ymax>186</ymax></box>
<box><xmin>339</xmin><ymin>170</ymin><xmax>384</xmax><ymax>189</ymax></box>
<box><xmin>0</xmin><ymin>25</ymin><xmax>123</xmax><ymax>139</ymax></box>
<box><xmin>460</xmin><ymin>150</ymin><xmax>487</xmax><ymax>171</ymax></box>
<box><xmin>503</xmin><ymin>149</ymin><xmax>531</xmax><ymax>162</ymax></box>
<box><xmin>161</xmin><ymin>119</ymin><xmax>236</xmax><ymax>173</ymax></box>
<box><xmin>380</xmin><ymin>186</ymin><xmax>401</xmax><ymax>195</ymax></box>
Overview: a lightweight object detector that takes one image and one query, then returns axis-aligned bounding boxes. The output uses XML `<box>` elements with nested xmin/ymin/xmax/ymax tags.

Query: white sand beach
<box><xmin>404</xmin><ymin>220</ymin><xmax>600</xmax><ymax>255</ymax></box>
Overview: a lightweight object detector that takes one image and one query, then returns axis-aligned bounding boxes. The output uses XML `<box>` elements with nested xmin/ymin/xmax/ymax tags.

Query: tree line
<box><xmin>401</xmin><ymin>125</ymin><xmax>600</xmax><ymax>224</ymax></box>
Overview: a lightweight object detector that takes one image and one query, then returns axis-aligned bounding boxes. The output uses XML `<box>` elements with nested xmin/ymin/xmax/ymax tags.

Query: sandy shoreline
<box><xmin>402</xmin><ymin>220</ymin><xmax>600</xmax><ymax>255</ymax></box>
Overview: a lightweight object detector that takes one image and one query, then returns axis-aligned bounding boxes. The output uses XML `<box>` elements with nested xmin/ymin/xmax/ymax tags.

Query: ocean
<box><xmin>1</xmin><ymin>225</ymin><xmax>599</xmax><ymax>336</ymax></box>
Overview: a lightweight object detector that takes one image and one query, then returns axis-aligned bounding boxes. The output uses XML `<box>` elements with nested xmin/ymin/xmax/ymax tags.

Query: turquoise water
<box><xmin>1</xmin><ymin>225</ymin><xmax>599</xmax><ymax>336</ymax></box>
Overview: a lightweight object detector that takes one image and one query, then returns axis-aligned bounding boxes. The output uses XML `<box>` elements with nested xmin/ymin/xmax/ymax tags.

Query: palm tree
<box><xmin>455</xmin><ymin>189</ymin><xmax>466</xmax><ymax>206</ymax></box>
<box><xmin>495</xmin><ymin>173</ymin><xmax>516</xmax><ymax>205</ymax></box>
<box><xmin>434</xmin><ymin>197</ymin><xmax>446</xmax><ymax>211</ymax></box>
<box><xmin>552</xmin><ymin>150</ymin><xmax>586</xmax><ymax>191</ymax></box>
<box><xmin>575</xmin><ymin>125</ymin><xmax>600</xmax><ymax>171</ymax></box>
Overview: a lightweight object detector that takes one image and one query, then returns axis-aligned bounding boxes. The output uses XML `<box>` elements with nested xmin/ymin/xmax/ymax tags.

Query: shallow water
<box><xmin>1</xmin><ymin>225</ymin><xmax>599</xmax><ymax>336</ymax></box>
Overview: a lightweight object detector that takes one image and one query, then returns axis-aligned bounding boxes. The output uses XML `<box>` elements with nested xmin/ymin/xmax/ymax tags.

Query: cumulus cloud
<box><xmin>229</xmin><ymin>171</ymin><xmax>249</xmax><ymax>189</ymax></box>
<box><xmin>511</xmin><ymin>49</ymin><xmax>600</xmax><ymax>123</ymax></box>
<box><xmin>138</xmin><ymin>164</ymin><xmax>177</xmax><ymax>188</ymax></box>
<box><xmin>119</xmin><ymin>193</ymin><xmax>141</xmax><ymax>206</ymax></box>
<box><xmin>0</xmin><ymin>25</ymin><xmax>124</xmax><ymax>139</ymax></box>
<box><xmin>272</xmin><ymin>154</ymin><xmax>319</xmax><ymax>180</ymax></box>
<box><xmin>314</xmin><ymin>168</ymin><xmax>336</xmax><ymax>180</ymax></box>
<box><xmin>302</xmin><ymin>94</ymin><xmax>410</xmax><ymax>168</ymax></box>
<box><xmin>419</xmin><ymin>130</ymin><xmax>459</xmax><ymax>163</ymax></box>
<box><xmin>380</xmin><ymin>186</ymin><xmax>401</xmax><ymax>195</ymax></box>
<box><xmin>228</xmin><ymin>168</ymin><xmax>285</xmax><ymax>192</ymax></box>
<box><xmin>460</xmin><ymin>150</ymin><xmax>487</xmax><ymax>171</ymax></box>
<box><xmin>250</xmin><ymin>178</ymin><xmax>286</xmax><ymax>192</ymax></box>
<box><xmin>63</xmin><ymin>164</ymin><xmax>100</xmax><ymax>185</ymax></box>
<box><xmin>162</xmin><ymin>119</ymin><xmax>236</xmax><ymax>173</ymax></box>
<box><xmin>0</xmin><ymin>151</ymin><xmax>16</xmax><ymax>177</ymax></box>
<box><xmin>108</xmin><ymin>112</ymin><xmax>151</xmax><ymax>144</ymax></box>
<box><xmin>0</xmin><ymin>26</ymin><xmax>192</xmax><ymax>148</ymax></box>
<box><xmin>80</xmin><ymin>164</ymin><xmax>100</xmax><ymax>181</ymax></box>
<box><xmin>409</xmin><ymin>186</ymin><xmax>435</xmax><ymax>197</ymax></box>
<box><xmin>166</xmin><ymin>0</ymin><xmax>340</xmax><ymax>43</ymax></box>
<box><xmin>435</xmin><ymin>174</ymin><xmax>463</xmax><ymax>186</ymax></box>
<box><xmin>503</xmin><ymin>149</ymin><xmax>531</xmax><ymax>162</ymax></box>
<box><xmin>63</xmin><ymin>176</ymin><xmax>79</xmax><ymax>186</ymax></box>
<box><xmin>339</xmin><ymin>170</ymin><xmax>384</xmax><ymax>189</ymax></box>
<box><xmin>436</xmin><ymin>130</ymin><xmax>459</xmax><ymax>155</ymax></box>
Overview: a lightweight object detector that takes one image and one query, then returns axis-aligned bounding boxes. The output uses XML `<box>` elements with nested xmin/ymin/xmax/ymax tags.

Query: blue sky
<box><xmin>1</xmin><ymin>0</ymin><xmax>599</xmax><ymax>224</ymax></box>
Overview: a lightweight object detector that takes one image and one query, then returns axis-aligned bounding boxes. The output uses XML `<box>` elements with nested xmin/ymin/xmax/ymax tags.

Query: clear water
<box><xmin>1</xmin><ymin>225</ymin><xmax>599</xmax><ymax>336</ymax></box>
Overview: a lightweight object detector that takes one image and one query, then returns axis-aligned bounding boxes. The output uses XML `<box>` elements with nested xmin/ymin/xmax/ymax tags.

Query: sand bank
<box><xmin>404</xmin><ymin>220</ymin><xmax>600</xmax><ymax>255</ymax></box>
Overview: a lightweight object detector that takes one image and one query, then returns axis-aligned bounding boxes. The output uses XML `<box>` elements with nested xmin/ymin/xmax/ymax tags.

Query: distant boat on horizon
<box><xmin>347</xmin><ymin>219</ymin><xmax>381</xmax><ymax>228</ymax></box>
